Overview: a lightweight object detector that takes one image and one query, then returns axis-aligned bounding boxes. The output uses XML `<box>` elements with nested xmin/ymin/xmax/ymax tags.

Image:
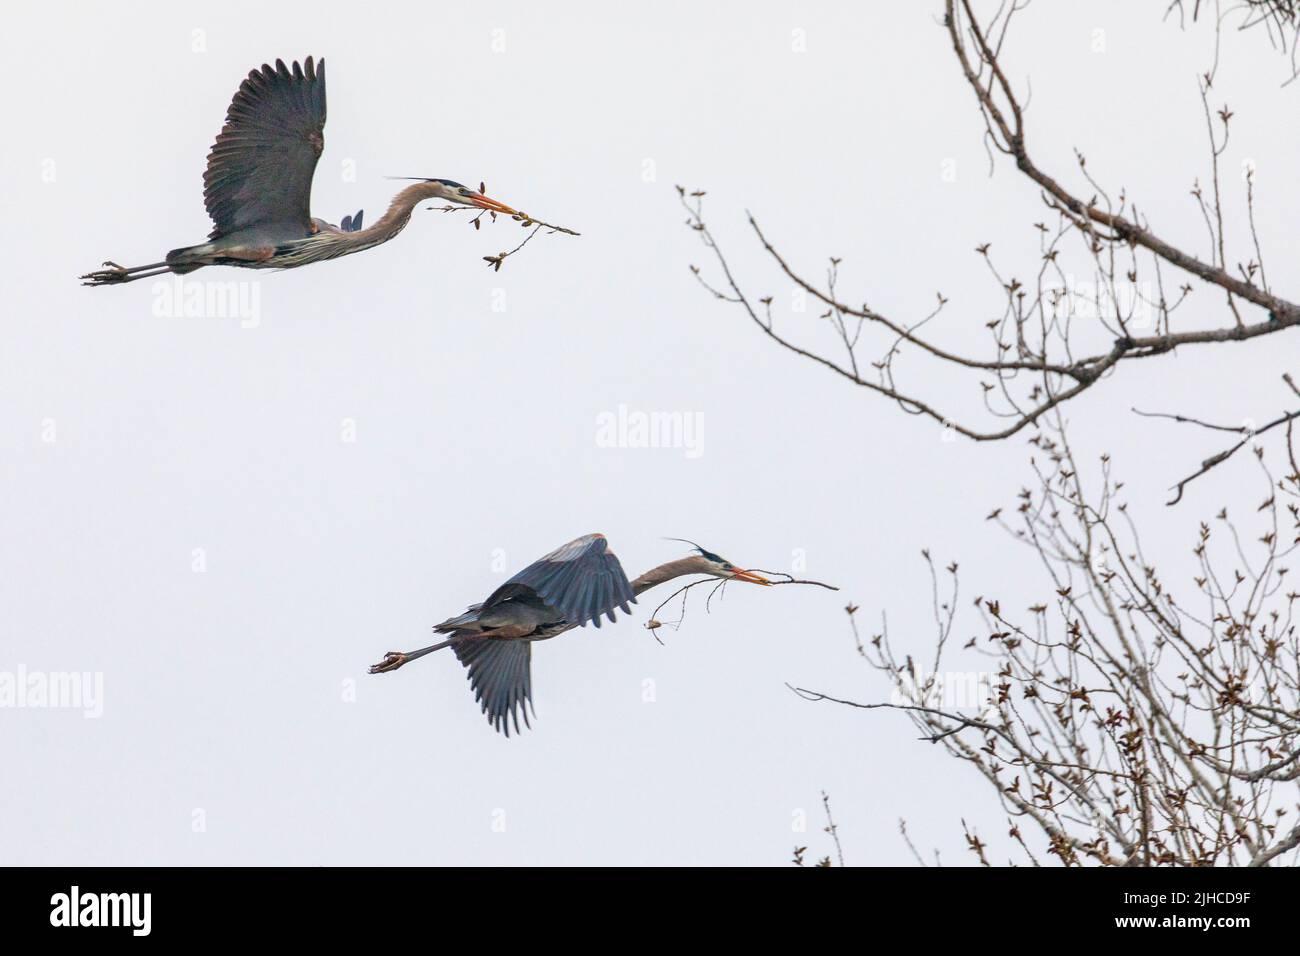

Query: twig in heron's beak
<box><xmin>645</xmin><ymin>571</ymin><xmax>838</xmax><ymax>636</ymax></box>
<box><xmin>509</xmin><ymin>213</ymin><xmax>580</xmax><ymax>236</ymax></box>
<box><xmin>748</xmin><ymin>570</ymin><xmax>840</xmax><ymax>591</ymax></box>
<box><xmin>423</xmin><ymin>200</ymin><xmax>580</xmax><ymax>271</ymax></box>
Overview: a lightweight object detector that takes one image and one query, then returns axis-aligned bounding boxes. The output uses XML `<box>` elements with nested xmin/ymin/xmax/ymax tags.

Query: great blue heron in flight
<box><xmin>80</xmin><ymin>56</ymin><xmax>519</xmax><ymax>286</ymax></box>
<box><xmin>369</xmin><ymin>533</ymin><xmax>772</xmax><ymax>736</ymax></box>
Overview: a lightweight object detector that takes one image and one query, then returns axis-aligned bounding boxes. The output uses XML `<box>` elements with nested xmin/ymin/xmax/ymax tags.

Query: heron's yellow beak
<box><xmin>471</xmin><ymin>193</ymin><xmax>519</xmax><ymax>215</ymax></box>
<box><xmin>729</xmin><ymin>568</ymin><xmax>773</xmax><ymax>586</ymax></box>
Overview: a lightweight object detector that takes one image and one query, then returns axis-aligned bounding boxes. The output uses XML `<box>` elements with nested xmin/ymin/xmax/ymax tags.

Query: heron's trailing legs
<box><xmin>368</xmin><ymin>637</ymin><xmax>456</xmax><ymax>674</ymax></box>
<box><xmin>80</xmin><ymin>260</ymin><xmax>176</xmax><ymax>286</ymax></box>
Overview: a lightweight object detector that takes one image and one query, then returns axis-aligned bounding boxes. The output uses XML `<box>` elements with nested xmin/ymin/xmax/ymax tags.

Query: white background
<box><xmin>2</xmin><ymin>0</ymin><xmax>1296</xmax><ymax>864</ymax></box>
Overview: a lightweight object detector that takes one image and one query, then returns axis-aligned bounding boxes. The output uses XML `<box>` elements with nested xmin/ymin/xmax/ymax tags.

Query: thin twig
<box><xmin>821</xmin><ymin>791</ymin><xmax>845</xmax><ymax>867</ymax></box>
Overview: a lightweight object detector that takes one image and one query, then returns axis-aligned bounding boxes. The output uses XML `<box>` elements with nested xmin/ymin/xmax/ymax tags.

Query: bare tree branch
<box><xmin>681</xmin><ymin>1</ymin><xmax>1300</xmax><ymax>484</ymax></box>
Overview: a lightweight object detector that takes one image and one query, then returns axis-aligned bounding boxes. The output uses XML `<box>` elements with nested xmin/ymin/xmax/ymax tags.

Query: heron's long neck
<box><xmin>357</xmin><ymin>182</ymin><xmax>442</xmax><ymax>244</ymax></box>
<box><xmin>631</xmin><ymin>558</ymin><xmax>705</xmax><ymax>596</ymax></box>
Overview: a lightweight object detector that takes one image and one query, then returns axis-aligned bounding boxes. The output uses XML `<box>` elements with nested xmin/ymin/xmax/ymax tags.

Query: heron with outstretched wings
<box><xmin>369</xmin><ymin>533</ymin><xmax>772</xmax><ymax>736</ymax></box>
<box><xmin>81</xmin><ymin>56</ymin><xmax>520</xmax><ymax>286</ymax></box>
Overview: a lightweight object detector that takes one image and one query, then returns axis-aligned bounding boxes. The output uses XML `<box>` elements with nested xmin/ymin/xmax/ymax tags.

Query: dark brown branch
<box><xmin>786</xmin><ymin>684</ymin><xmax>1003</xmax><ymax>743</ymax></box>
<box><xmin>1163</xmin><ymin>403</ymin><xmax>1300</xmax><ymax>504</ymax></box>
<box><xmin>681</xmin><ymin>3</ymin><xmax>1300</xmax><ymax>459</ymax></box>
<box><xmin>947</xmin><ymin>0</ymin><xmax>1296</xmax><ymax>320</ymax></box>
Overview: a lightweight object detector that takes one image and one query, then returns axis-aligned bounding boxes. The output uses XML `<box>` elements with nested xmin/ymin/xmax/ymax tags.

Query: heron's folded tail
<box><xmin>165</xmin><ymin>244</ymin><xmax>210</xmax><ymax>273</ymax></box>
<box><xmin>434</xmin><ymin>611</ymin><xmax>482</xmax><ymax>633</ymax></box>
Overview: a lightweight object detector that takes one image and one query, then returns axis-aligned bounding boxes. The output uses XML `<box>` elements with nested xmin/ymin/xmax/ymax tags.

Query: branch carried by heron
<box><xmin>645</xmin><ymin>567</ymin><xmax>839</xmax><ymax>643</ymax></box>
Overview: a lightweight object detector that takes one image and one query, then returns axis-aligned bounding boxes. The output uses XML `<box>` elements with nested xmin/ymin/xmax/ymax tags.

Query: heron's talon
<box><xmin>80</xmin><ymin>264</ymin><xmax>132</xmax><ymax>286</ymax></box>
<box><xmin>369</xmin><ymin>651</ymin><xmax>407</xmax><ymax>674</ymax></box>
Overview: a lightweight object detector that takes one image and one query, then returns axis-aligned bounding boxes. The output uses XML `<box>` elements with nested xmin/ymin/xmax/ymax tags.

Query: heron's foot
<box><xmin>80</xmin><ymin>262</ymin><xmax>130</xmax><ymax>286</ymax></box>
<box><xmin>368</xmin><ymin>651</ymin><xmax>408</xmax><ymax>674</ymax></box>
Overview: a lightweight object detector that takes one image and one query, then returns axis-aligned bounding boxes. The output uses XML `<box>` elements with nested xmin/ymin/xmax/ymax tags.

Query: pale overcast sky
<box><xmin>2</xmin><ymin>1</ymin><xmax>1296</xmax><ymax>865</ymax></box>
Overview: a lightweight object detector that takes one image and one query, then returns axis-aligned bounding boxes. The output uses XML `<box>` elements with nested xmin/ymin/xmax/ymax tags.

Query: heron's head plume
<box><xmin>389</xmin><ymin>177</ymin><xmax>519</xmax><ymax>214</ymax></box>
<box><xmin>664</xmin><ymin>538</ymin><xmax>772</xmax><ymax>585</ymax></box>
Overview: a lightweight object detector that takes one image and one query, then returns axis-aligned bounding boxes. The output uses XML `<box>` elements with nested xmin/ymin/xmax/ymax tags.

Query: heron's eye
<box><xmin>459</xmin><ymin>188</ymin><xmax>472</xmax><ymax>196</ymax></box>
<box><xmin>722</xmin><ymin>562</ymin><xmax>734</xmax><ymax>570</ymax></box>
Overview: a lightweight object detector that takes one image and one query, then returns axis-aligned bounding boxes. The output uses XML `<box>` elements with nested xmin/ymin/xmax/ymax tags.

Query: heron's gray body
<box><xmin>82</xmin><ymin>57</ymin><xmax>510</xmax><ymax>286</ymax></box>
<box><xmin>166</xmin><ymin>221</ymin><xmax>401</xmax><ymax>273</ymax></box>
<box><xmin>435</xmin><ymin>598</ymin><xmax>572</xmax><ymax>643</ymax></box>
<box><xmin>373</xmin><ymin>534</ymin><xmax>758</xmax><ymax>736</ymax></box>
<box><xmin>425</xmin><ymin>533</ymin><xmax>636</xmax><ymax>736</ymax></box>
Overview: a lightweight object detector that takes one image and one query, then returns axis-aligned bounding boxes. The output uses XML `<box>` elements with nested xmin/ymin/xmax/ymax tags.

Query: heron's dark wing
<box><xmin>483</xmin><ymin>533</ymin><xmax>636</xmax><ymax>629</ymax></box>
<box><xmin>203</xmin><ymin>57</ymin><xmax>326</xmax><ymax>240</ymax></box>
<box><xmin>453</xmin><ymin>639</ymin><xmax>533</xmax><ymax>737</ymax></box>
